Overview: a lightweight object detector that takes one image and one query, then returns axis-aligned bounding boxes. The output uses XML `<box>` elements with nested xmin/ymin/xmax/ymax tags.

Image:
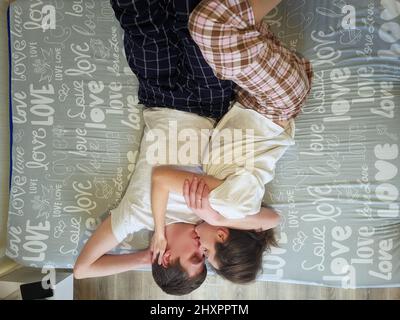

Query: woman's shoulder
<box><xmin>208</xmin><ymin>170</ymin><xmax>264</xmax><ymax>219</ymax></box>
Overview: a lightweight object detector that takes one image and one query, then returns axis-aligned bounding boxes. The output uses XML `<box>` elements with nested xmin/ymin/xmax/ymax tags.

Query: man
<box><xmin>73</xmin><ymin>216</ymin><xmax>206</xmax><ymax>296</ymax></box>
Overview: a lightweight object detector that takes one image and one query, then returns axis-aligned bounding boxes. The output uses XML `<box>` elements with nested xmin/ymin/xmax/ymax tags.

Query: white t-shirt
<box><xmin>110</xmin><ymin>104</ymin><xmax>295</xmax><ymax>243</ymax></box>
<box><xmin>205</xmin><ymin>103</ymin><xmax>295</xmax><ymax>219</ymax></box>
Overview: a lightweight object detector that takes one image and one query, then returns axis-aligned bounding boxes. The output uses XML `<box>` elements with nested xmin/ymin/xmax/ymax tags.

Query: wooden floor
<box><xmin>74</xmin><ymin>271</ymin><xmax>400</xmax><ymax>300</ymax></box>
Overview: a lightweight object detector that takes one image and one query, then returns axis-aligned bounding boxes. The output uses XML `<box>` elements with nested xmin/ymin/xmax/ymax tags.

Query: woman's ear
<box><xmin>161</xmin><ymin>250</ymin><xmax>171</xmax><ymax>268</ymax></box>
<box><xmin>216</xmin><ymin>228</ymin><xmax>229</xmax><ymax>243</ymax></box>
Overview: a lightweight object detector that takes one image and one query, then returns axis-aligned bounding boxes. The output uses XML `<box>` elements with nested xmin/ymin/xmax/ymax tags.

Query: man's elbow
<box><xmin>152</xmin><ymin>165</ymin><xmax>169</xmax><ymax>186</ymax></box>
<box><xmin>152</xmin><ymin>166</ymin><xmax>163</xmax><ymax>181</ymax></box>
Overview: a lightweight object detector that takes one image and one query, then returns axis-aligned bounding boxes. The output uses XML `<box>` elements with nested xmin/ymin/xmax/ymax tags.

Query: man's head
<box><xmin>195</xmin><ymin>222</ymin><xmax>278</xmax><ymax>283</ymax></box>
<box><xmin>151</xmin><ymin>223</ymin><xmax>207</xmax><ymax>295</ymax></box>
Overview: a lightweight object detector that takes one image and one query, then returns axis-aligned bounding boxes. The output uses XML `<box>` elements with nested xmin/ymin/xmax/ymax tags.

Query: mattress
<box><xmin>6</xmin><ymin>0</ymin><xmax>400</xmax><ymax>288</ymax></box>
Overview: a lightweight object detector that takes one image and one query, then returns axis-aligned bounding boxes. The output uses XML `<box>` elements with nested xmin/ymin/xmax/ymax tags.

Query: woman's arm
<box><xmin>220</xmin><ymin>206</ymin><xmax>281</xmax><ymax>231</ymax></box>
<box><xmin>150</xmin><ymin>165</ymin><xmax>224</xmax><ymax>262</ymax></box>
<box><xmin>74</xmin><ymin>215</ymin><xmax>151</xmax><ymax>279</ymax></box>
<box><xmin>183</xmin><ymin>177</ymin><xmax>281</xmax><ymax>231</ymax></box>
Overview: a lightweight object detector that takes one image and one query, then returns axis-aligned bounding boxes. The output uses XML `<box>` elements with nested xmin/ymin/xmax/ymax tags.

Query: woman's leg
<box><xmin>189</xmin><ymin>0</ymin><xmax>313</xmax><ymax>122</ymax></box>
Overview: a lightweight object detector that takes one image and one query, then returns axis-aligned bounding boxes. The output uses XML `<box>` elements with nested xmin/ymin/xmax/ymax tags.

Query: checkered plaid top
<box><xmin>189</xmin><ymin>0</ymin><xmax>314</xmax><ymax>121</ymax></box>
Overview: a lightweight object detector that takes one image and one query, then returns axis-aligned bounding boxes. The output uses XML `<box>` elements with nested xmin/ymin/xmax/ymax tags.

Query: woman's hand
<box><xmin>183</xmin><ymin>176</ymin><xmax>225</xmax><ymax>226</ymax></box>
<box><xmin>150</xmin><ymin>231</ymin><xmax>167</xmax><ymax>265</ymax></box>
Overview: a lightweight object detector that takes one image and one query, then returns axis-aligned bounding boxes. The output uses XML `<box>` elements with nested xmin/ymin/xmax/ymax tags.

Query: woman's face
<box><xmin>194</xmin><ymin>222</ymin><xmax>229</xmax><ymax>269</ymax></box>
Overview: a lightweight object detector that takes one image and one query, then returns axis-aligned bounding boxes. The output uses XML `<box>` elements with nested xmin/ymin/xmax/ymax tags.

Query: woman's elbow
<box><xmin>73</xmin><ymin>263</ymin><xmax>87</xmax><ymax>280</ymax></box>
<box><xmin>271</xmin><ymin>213</ymin><xmax>281</xmax><ymax>228</ymax></box>
<box><xmin>259</xmin><ymin>207</ymin><xmax>281</xmax><ymax>230</ymax></box>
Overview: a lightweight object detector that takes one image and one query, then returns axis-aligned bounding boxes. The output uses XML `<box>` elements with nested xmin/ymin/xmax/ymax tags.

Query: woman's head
<box><xmin>195</xmin><ymin>222</ymin><xmax>278</xmax><ymax>283</ymax></box>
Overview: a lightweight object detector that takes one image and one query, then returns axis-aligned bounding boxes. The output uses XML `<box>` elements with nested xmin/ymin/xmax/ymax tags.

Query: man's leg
<box><xmin>172</xmin><ymin>0</ymin><xmax>235</xmax><ymax>118</ymax></box>
<box><xmin>111</xmin><ymin>0</ymin><xmax>180</xmax><ymax>101</ymax></box>
<box><xmin>111</xmin><ymin>0</ymin><xmax>234</xmax><ymax>119</ymax></box>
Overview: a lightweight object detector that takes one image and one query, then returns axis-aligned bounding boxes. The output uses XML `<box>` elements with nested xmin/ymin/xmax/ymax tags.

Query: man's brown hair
<box><xmin>152</xmin><ymin>258</ymin><xmax>207</xmax><ymax>296</ymax></box>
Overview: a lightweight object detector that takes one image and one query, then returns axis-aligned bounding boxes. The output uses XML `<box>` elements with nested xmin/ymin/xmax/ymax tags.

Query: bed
<box><xmin>6</xmin><ymin>0</ymin><xmax>400</xmax><ymax>288</ymax></box>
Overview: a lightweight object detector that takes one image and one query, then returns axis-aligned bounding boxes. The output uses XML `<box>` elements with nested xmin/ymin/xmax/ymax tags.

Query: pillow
<box><xmin>110</xmin><ymin>108</ymin><xmax>216</xmax><ymax>242</ymax></box>
<box><xmin>143</xmin><ymin>108</ymin><xmax>216</xmax><ymax>167</ymax></box>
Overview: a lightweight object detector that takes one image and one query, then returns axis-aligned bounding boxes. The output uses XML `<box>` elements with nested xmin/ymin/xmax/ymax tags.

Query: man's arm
<box><xmin>151</xmin><ymin>165</ymin><xmax>224</xmax><ymax>229</ymax></box>
<box><xmin>152</xmin><ymin>165</ymin><xmax>224</xmax><ymax>194</ymax></box>
<box><xmin>150</xmin><ymin>165</ymin><xmax>224</xmax><ymax>262</ymax></box>
<box><xmin>74</xmin><ymin>215</ymin><xmax>151</xmax><ymax>279</ymax></box>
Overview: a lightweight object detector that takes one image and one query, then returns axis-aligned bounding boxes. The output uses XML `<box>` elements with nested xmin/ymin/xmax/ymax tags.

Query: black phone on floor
<box><xmin>20</xmin><ymin>281</ymin><xmax>54</xmax><ymax>300</ymax></box>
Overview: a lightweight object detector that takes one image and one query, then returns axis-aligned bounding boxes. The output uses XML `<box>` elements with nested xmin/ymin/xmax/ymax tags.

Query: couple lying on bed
<box><xmin>74</xmin><ymin>0</ymin><xmax>313</xmax><ymax>295</ymax></box>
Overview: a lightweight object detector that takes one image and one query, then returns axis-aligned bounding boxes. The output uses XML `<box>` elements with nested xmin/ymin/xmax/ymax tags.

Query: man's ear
<box><xmin>161</xmin><ymin>250</ymin><xmax>171</xmax><ymax>268</ymax></box>
<box><xmin>216</xmin><ymin>228</ymin><xmax>229</xmax><ymax>243</ymax></box>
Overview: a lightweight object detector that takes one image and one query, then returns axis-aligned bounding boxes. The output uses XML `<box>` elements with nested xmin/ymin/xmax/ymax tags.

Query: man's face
<box><xmin>194</xmin><ymin>222</ymin><xmax>228</xmax><ymax>269</ymax></box>
<box><xmin>165</xmin><ymin>223</ymin><xmax>205</xmax><ymax>277</ymax></box>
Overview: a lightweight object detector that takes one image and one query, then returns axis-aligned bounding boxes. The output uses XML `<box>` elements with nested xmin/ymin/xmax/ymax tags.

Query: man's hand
<box><xmin>150</xmin><ymin>231</ymin><xmax>167</xmax><ymax>265</ymax></box>
<box><xmin>183</xmin><ymin>176</ymin><xmax>224</xmax><ymax>226</ymax></box>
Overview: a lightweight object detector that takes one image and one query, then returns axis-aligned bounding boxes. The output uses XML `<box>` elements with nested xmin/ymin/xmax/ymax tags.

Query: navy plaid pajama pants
<box><xmin>110</xmin><ymin>0</ymin><xmax>235</xmax><ymax>119</ymax></box>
